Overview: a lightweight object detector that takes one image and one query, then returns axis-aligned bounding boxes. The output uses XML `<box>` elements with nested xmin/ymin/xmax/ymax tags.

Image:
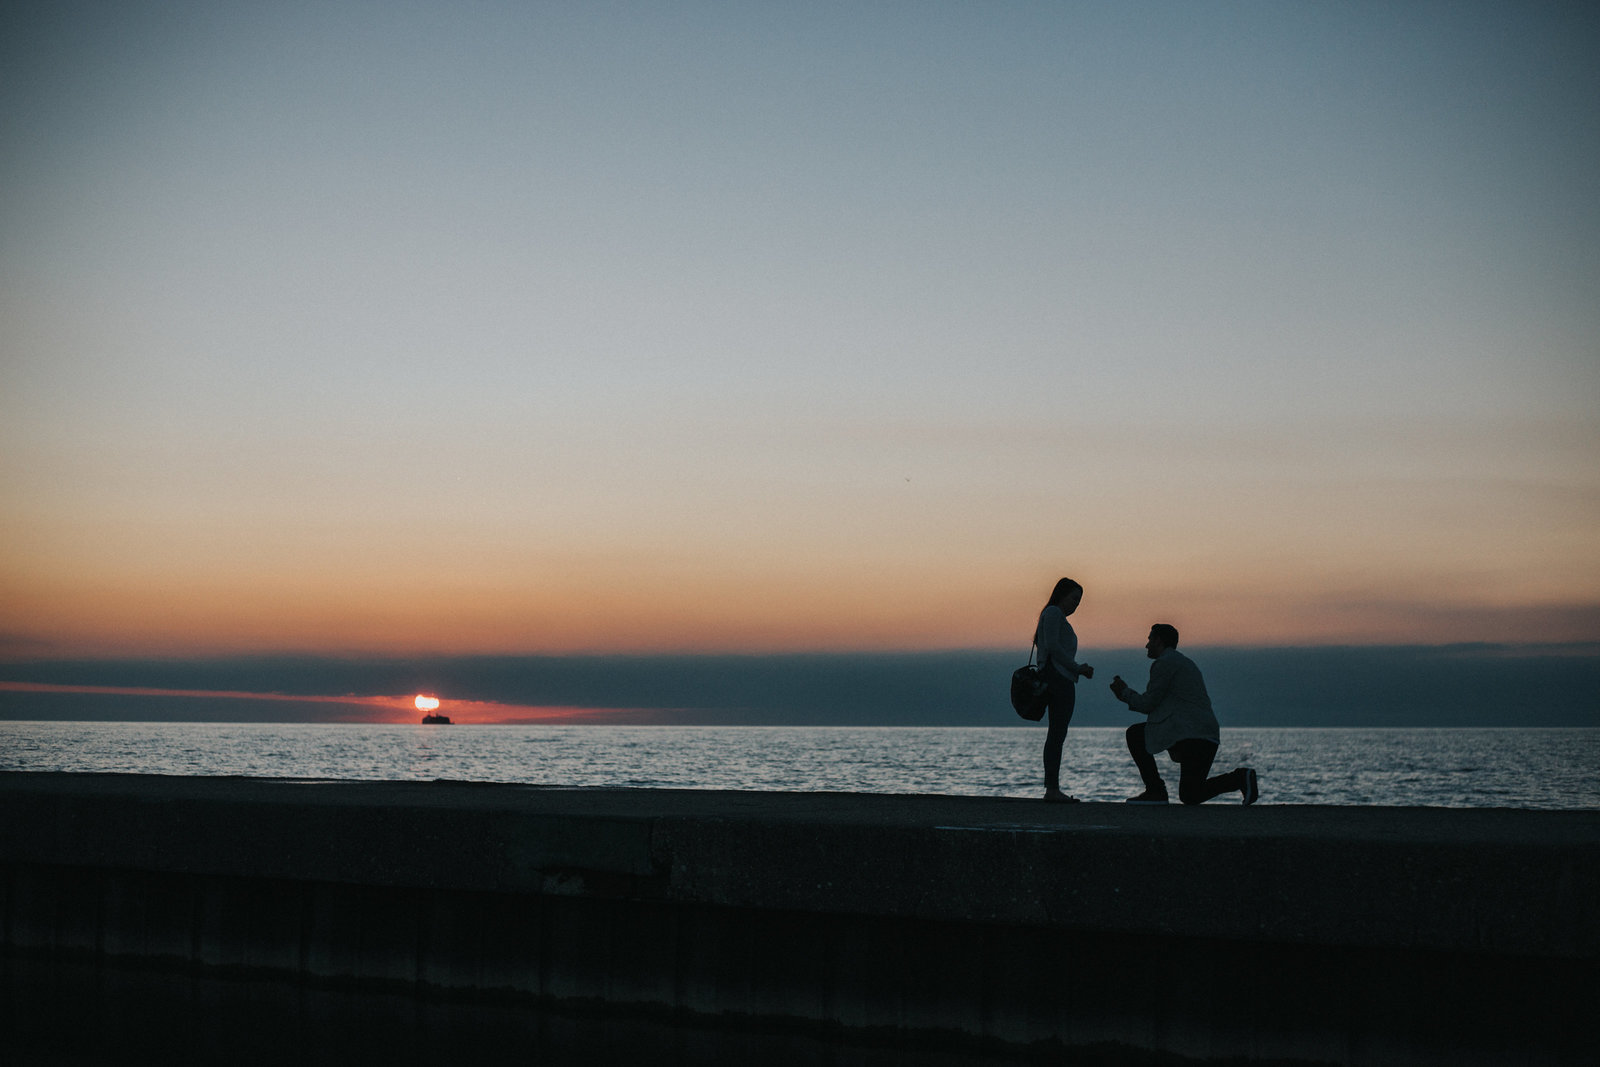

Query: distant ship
<box><xmin>421</xmin><ymin>713</ymin><xmax>452</xmax><ymax>724</ymax></box>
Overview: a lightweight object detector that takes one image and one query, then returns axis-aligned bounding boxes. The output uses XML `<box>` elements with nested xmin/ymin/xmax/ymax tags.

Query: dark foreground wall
<box><xmin>1</xmin><ymin>773</ymin><xmax>1595</xmax><ymax>1065</ymax></box>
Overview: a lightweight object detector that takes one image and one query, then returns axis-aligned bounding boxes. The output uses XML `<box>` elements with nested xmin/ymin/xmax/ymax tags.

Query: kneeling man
<box><xmin>1110</xmin><ymin>624</ymin><xmax>1259</xmax><ymax>805</ymax></box>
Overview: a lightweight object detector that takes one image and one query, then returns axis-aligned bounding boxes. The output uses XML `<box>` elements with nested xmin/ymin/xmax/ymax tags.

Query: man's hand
<box><xmin>1109</xmin><ymin>675</ymin><xmax>1127</xmax><ymax>700</ymax></box>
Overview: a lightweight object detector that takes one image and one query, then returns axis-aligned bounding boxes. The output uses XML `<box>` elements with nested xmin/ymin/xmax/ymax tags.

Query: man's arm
<box><xmin>1115</xmin><ymin>655</ymin><xmax>1178</xmax><ymax>714</ymax></box>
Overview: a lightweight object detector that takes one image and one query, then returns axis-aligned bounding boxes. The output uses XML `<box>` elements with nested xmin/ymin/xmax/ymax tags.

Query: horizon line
<box><xmin>0</xmin><ymin>682</ymin><xmax>641</xmax><ymax>724</ymax></box>
<box><xmin>4</xmin><ymin>639</ymin><xmax>1599</xmax><ymax>665</ymax></box>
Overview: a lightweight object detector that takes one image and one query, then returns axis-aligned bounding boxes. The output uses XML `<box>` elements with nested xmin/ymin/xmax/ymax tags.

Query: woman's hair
<box><xmin>1046</xmin><ymin>577</ymin><xmax>1083</xmax><ymax>608</ymax></box>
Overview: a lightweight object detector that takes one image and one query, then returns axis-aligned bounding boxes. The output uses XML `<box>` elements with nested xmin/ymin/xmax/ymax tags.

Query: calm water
<box><xmin>3</xmin><ymin>723</ymin><xmax>1596</xmax><ymax>808</ymax></box>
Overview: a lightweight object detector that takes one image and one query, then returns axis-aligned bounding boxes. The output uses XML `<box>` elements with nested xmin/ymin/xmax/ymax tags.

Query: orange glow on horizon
<box><xmin>3</xmin><ymin>546</ymin><xmax>1597</xmax><ymax>658</ymax></box>
<box><xmin>0</xmin><ymin>681</ymin><xmax>641</xmax><ymax>724</ymax></box>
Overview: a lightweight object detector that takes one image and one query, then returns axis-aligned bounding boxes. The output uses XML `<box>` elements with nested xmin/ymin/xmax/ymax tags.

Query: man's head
<box><xmin>1145</xmin><ymin>623</ymin><xmax>1180</xmax><ymax>658</ymax></box>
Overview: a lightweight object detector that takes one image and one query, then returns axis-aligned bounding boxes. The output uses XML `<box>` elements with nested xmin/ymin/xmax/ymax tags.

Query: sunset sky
<box><xmin>3</xmin><ymin>1</ymin><xmax>1597</xmax><ymax>661</ymax></box>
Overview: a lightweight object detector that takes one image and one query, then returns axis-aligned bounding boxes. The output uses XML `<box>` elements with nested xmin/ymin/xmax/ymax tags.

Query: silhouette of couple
<box><xmin>1034</xmin><ymin>577</ymin><xmax>1259</xmax><ymax>806</ymax></box>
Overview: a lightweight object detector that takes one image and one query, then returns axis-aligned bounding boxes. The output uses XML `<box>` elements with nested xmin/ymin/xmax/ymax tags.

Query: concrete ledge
<box><xmin>2</xmin><ymin>773</ymin><xmax>1596</xmax><ymax>1064</ymax></box>
<box><xmin>3</xmin><ymin>773</ymin><xmax>1594</xmax><ymax>956</ymax></box>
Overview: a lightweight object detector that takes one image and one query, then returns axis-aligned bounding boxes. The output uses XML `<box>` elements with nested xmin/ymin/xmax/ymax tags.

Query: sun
<box><xmin>414</xmin><ymin>694</ymin><xmax>440</xmax><ymax>712</ymax></box>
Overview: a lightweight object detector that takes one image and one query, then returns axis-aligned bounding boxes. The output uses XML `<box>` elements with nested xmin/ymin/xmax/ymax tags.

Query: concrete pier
<box><xmin>2</xmin><ymin>772</ymin><xmax>1595</xmax><ymax>1064</ymax></box>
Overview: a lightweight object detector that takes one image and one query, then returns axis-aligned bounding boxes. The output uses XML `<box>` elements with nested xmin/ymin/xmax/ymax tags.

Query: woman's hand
<box><xmin>1078</xmin><ymin>664</ymin><xmax>1094</xmax><ymax>679</ymax></box>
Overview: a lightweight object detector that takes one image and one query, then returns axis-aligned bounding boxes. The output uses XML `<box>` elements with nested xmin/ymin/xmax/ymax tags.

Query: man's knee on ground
<box><xmin>1178</xmin><ymin>783</ymin><xmax>1208</xmax><ymax>806</ymax></box>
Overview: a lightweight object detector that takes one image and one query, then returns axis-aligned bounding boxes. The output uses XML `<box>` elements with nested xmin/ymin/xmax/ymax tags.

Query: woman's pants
<box><xmin>1042</xmin><ymin>675</ymin><xmax>1076</xmax><ymax>792</ymax></box>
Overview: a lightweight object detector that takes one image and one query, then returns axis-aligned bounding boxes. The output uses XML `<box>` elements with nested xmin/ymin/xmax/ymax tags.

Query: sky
<box><xmin>2</xmin><ymin>1</ymin><xmax>1598</xmax><ymax>669</ymax></box>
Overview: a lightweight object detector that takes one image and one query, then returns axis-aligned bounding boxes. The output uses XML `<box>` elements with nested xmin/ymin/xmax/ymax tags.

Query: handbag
<box><xmin>1010</xmin><ymin>642</ymin><xmax>1050</xmax><ymax>721</ymax></box>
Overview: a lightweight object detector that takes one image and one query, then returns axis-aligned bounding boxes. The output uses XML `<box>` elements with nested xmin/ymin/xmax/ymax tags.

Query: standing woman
<box><xmin>1036</xmin><ymin>577</ymin><xmax>1094</xmax><ymax>803</ymax></box>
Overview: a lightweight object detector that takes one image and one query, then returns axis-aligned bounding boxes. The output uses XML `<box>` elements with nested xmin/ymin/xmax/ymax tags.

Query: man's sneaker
<box><xmin>1125</xmin><ymin>790</ymin><xmax>1169</xmax><ymax>805</ymax></box>
<box><xmin>1239</xmin><ymin>767</ymin><xmax>1259</xmax><ymax>806</ymax></box>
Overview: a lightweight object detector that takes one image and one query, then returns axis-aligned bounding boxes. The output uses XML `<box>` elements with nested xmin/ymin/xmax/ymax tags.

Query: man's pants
<box><xmin>1125</xmin><ymin>723</ymin><xmax>1244</xmax><ymax>804</ymax></box>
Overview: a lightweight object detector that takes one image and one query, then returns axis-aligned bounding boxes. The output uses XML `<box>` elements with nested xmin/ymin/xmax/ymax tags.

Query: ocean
<box><xmin>2</xmin><ymin>722</ymin><xmax>1595</xmax><ymax>808</ymax></box>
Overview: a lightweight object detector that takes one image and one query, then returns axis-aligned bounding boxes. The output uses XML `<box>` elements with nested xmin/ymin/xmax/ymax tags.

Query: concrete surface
<box><xmin>2</xmin><ymin>772</ymin><xmax>1596</xmax><ymax>1064</ymax></box>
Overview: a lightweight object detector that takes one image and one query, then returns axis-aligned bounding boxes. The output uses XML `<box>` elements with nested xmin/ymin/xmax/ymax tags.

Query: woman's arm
<box><xmin>1036</xmin><ymin>609</ymin><xmax>1084</xmax><ymax>676</ymax></box>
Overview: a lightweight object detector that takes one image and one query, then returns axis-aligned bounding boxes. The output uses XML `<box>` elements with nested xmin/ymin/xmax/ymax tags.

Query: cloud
<box><xmin>2</xmin><ymin>645</ymin><xmax>1596</xmax><ymax>727</ymax></box>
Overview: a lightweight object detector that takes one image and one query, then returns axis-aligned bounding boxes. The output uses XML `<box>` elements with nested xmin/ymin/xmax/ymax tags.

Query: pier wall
<box><xmin>1</xmin><ymin>773</ymin><xmax>1595</xmax><ymax>1064</ymax></box>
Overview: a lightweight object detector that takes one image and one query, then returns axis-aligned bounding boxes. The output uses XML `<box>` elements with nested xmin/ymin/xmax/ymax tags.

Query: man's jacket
<box><xmin>1124</xmin><ymin>649</ymin><xmax>1221</xmax><ymax>754</ymax></box>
